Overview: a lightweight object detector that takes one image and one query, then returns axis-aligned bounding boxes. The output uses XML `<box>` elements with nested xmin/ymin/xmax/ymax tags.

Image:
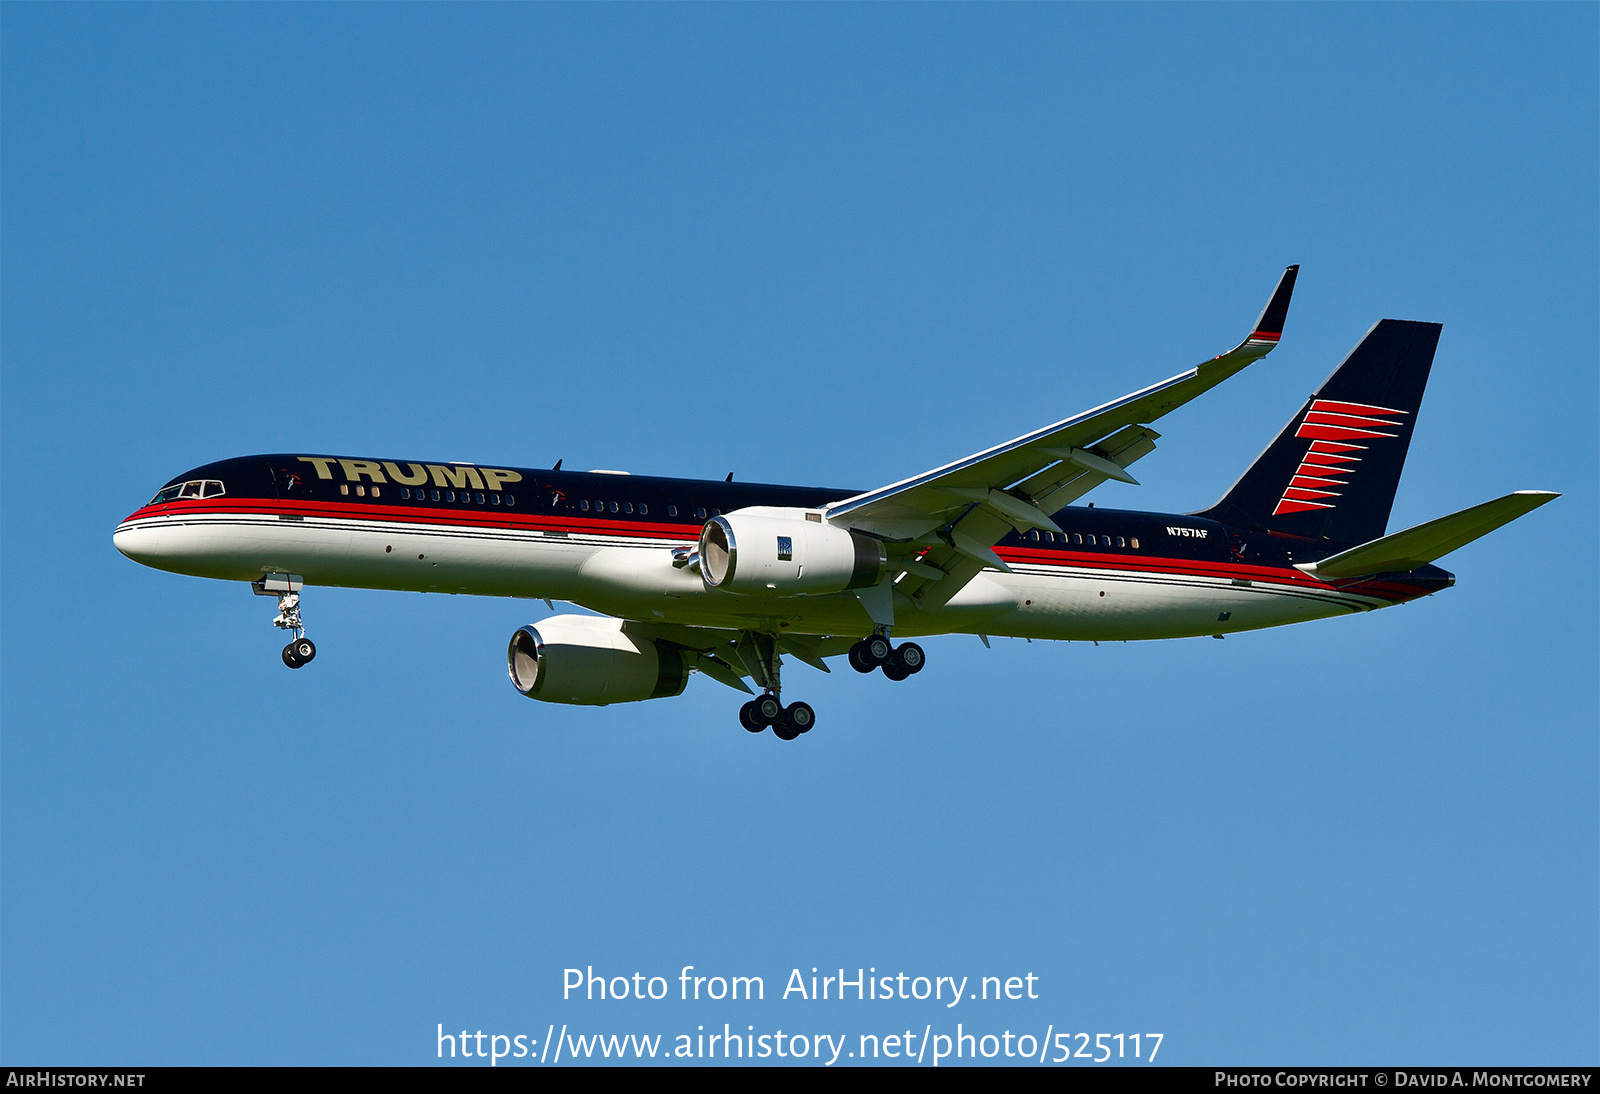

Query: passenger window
<box><xmin>1130</xmin><ymin>537</ymin><xmax>1139</xmax><ymax>549</ymax></box>
<box><xmin>623</xmin><ymin>502</ymin><xmax>633</xmax><ymax>515</ymax></box>
<box><xmin>400</xmin><ymin>488</ymin><xmax>410</xmax><ymax>499</ymax></box>
<box><xmin>430</xmin><ymin>489</ymin><xmax>441</xmax><ymax>502</ymax></box>
<box><xmin>1115</xmin><ymin>536</ymin><xmax>1125</xmax><ymax>548</ymax></box>
<box><xmin>667</xmin><ymin>505</ymin><xmax>677</xmax><ymax>517</ymax></box>
<box><xmin>609</xmin><ymin>501</ymin><xmax>619</xmax><ymax>513</ymax></box>
<box><xmin>712</xmin><ymin>509</ymin><xmax>721</xmax><ymax>517</ymax></box>
<box><xmin>446</xmin><ymin>490</ymin><xmax>455</xmax><ymax>502</ymax></box>
<box><xmin>372</xmin><ymin>486</ymin><xmax>381</xmax><ymax>498</ymax></box>
<box><xmin>695</xmin><ymin>508</ymin><xmax>706</xmax><ymax>520</ymax></box>
<box><xmin>579</xmin><ymin>499</ymin><xmax>589</xmax><ymax>511</ymax></box>
<box><xmin>1029</xmin><ymin>530</ymin><xmax>1040</xmax><ymax>541</ymax></box>
<box><xmin>490</xmin><ymin>493</ymin><xmax>500</xmax><ymax>505</ymax></box>
<box><xmin>505</xmin><ymin>495</ymin><xmax>514</xmax><ymax>506</ymax></box>
<box><xmin>475</xmin><ymin>492</ymin><xmax>484</xmax><ymax>504</ymax></box>
<box><xmin>1072</xmin><ymin>533</ymin><xmax>1082</xmax><ymax>545</ymax></box>
<box><xmin>638</xmin><ymin>503</ymin><xmax>648</xmax><ymax>516</ymax></box>
<box><xmin>356</xmin><ymin>485</ymin><xmax>366</xmax><ymax>497</ymax></box>
<box><xmin>340</xmin><ymin>484</ymin><xmax>350</xmax><ymax>496</ymax></box>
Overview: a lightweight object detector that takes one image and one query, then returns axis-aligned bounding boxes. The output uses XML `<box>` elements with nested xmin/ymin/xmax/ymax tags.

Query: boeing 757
<box><xmin>114</xmin><ymin>267</ymin><xmax>1558</xmax><ymax>739</ymax></box>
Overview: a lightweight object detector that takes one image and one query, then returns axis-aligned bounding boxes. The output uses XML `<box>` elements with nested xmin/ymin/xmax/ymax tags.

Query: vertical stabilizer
<box><xmin>1197</xmin><ymin>319</ymin><xmax>1442</xmax><ymax>545</ymax></box>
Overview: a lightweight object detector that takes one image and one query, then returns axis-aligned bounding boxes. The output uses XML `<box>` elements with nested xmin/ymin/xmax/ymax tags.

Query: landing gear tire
<box><xmin>851</xmin><ymin>634</ymin><xmax>892</xmax><ymax>672</ymax></box>
<box><xmin>895</xmin><ymin>642</ymin><xmax>925</xmax><ymax>674</ymax></box>
<box><xmin>848</xmin><ymin>642</ymin><xmax>876</xmax><ymax>673</ymax></box>
<box><xmin>293</xmin><ymin>638</ymin><xmax>316</xmax><ymax>663</ymax></box>
<box><xmin>753</xmin><ymin>693</ymin><xmax>783</xmax><ymax>726</ymax></box>
<box><xmin>739</xmin><ymin>701</ymin><xmax>766</xmax><ymax>733</ymax></box>
<box><xmin>863</xmin><ymin>633</ymin><xmax>892</xmax><ymax>664</ymax></box>
<box><xmin>282</xmin><ymin>643</ymin><xmax>305</xmax><ymax>669</ymax></box>
<box><xmin>784</xmin><ymin>701</ymin><xmax>815</xmax><ymax>734</ymax></box>
<box><xmin>880</xmin><ymin>642</ymin><xmax>924</xmax><ymax>681</ymax></box>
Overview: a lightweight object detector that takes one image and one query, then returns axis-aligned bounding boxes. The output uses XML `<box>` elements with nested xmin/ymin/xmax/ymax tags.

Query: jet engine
<box><xmin>698</xmin><ymin>507</ymin><xmax>887</xmax><ymax>595</ymax></box>
<box><xmin>507</xmin><ymin>614</ymin><xmax>689</xmax><ymax>706</ymax></box>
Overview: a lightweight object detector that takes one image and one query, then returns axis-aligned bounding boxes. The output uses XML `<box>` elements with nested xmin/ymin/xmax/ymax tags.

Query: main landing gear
<box><xmin>739</xmin><ymin>694</ymin><xmax>815</xmax><ymax>740</ymax></box>
<box><xmin>731</xmin><ymin>631</ymin><xmax>926</xmax><ymax>739</ymax></box>
<box><xmin>849</xmin><ymin>633</ymin><xmax>924</xmax><ymax>681</ymax></box>
<box><xmin>734</xmin><ymin>632</ymin><xmax>815</xmax><ymax>741</ymax></box>
<box><xmin>272</xmin><ymin>590</ymin><xmax>316</xmax><ymax>669</ymax></box>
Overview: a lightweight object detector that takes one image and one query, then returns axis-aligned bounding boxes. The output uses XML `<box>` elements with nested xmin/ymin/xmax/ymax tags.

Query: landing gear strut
<box><xmin>849</xmin><ymin>633</ymin><xmax>924</xmax><ymax>680</ymax></box>
<box><xmin>735</xmin><ymin>632</ymin><xmax>814</xmax><ymax>740</ymax></box>
<box><xmin>272</xmin><ymin>590</ymin><xmax>315</xmax><ymax>669</ymax></box>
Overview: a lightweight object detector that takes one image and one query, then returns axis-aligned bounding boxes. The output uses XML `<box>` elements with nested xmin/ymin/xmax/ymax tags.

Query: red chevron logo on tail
<box><xmin>1273</xmin><ymin>400</ymin><xmax>1406</xmax><ymax>515</ymax></box>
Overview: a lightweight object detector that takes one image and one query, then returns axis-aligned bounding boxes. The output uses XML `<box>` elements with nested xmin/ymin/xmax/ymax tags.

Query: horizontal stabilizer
<box><xmin>1295</xmin><ymin>491</ymin><xmax>1559</xmax><ymax>579</ymax></box>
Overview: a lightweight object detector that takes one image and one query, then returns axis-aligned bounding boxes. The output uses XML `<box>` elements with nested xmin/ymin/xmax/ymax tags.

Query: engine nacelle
<box><xmin>507</xmin><ymin>614</ymin><xmax>688</xmax><ymax>706</ymax></box>
<box><xmin>699</xmin><ymin>506</ymin><xmax>887</xmax><ymax>595</ymax></box>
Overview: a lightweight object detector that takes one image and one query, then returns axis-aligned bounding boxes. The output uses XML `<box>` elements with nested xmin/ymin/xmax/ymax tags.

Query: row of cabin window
<box><xmin>1028</xmin><ymin>530</ymin><xmax>1139</xmax><ymax>549</ymax></box>
<box><xmin>576</xmin><ymin>500</ymin><xmax>723</xmax><ymax>521</ymax></box>
<box><xmin>339</xmin><ymin>483</ymin><xmax>516</xmax><ymax>506</ymax></box>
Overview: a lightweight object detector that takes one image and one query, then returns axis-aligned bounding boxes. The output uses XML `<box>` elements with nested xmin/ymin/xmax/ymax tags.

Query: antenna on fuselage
<box><xmin>725</xmin><ymin>472</ymin><xmax>733</xmax><ymax>482</ymax></box>
<box><xmin>552</xmin><ymin>459</ymin><xmax>563</xmax><ymax>471</ymax></box>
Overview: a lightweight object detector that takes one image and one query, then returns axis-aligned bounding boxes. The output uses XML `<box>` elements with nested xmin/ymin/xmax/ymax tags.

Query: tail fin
<box><xmin>1197</xmin><ymin>319</ymin><xmax>1443</xmax><ymax>545</ymax></box>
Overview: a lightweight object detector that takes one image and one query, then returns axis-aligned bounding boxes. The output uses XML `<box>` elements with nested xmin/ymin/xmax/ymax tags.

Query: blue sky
<box><xmin>3</xmin><ymin>4</ymin><xmax>1595</xmax><ymax>1065</ymax></box>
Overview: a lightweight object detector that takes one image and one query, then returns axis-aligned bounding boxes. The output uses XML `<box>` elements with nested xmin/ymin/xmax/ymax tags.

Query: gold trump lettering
<box><xmin>428</xmin><ymin>464</ymin><xmax>485</xmax><ymax>490</ymax></box>
<box><xmin>303</xmin><ymin>457</ymin><xmax>521</xmax><ymax>492</ymax></box>
<box><xmin>480</xmin><ymin>468</ymin><xmax>522</xmax><ymax>491</ymax></box>
<box><xmin>339</xmin><ymin>459</ymin><xmax>388</xmax><ymax>484</ymax></box>
<box><xmin>382</xmin><ymin>462</ymin><xmax>429</xmax><ymax>486</ymax></box>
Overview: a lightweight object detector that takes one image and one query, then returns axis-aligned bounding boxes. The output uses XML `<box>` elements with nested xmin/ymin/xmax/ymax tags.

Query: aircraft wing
<box><xmin>823</xmin><ymin>265</ymin><xmax>1300</xmax><ymax>612</ymax></box>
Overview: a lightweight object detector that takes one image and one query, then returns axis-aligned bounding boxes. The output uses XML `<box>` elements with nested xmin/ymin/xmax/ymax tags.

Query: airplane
<box><xmin>113</xmin><ymin>266</ymin><xmax>1558</xmax><ymax>740</ymax></box>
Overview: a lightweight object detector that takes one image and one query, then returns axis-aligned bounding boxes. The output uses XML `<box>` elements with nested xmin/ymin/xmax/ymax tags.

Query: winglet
<box><xmin>1206</xmin><ymin>265</ymin><xmax>1300</xmax><ymax>366</ymax></box>
<box><xmin>1248</xmin><ymin>264</ymin><xmax>1299</xmax><ymax>344</ymax></box>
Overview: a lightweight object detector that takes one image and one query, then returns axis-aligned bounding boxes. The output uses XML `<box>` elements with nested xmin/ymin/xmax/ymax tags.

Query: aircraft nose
<box><xmin>113</xmin><ymin>522</ymin><xmax>160</xmax><ymax>564</ymax></box>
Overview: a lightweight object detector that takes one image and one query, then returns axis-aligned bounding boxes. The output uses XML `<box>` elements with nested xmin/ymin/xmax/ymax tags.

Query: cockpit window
<box><xmin>150</xmin><ymin>479</ymin><xmax>225</xmax><ymax>504</ymax></box>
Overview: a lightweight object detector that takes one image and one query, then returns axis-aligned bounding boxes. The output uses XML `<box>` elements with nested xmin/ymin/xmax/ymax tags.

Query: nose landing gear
<box><xmin>254</xmin><ymin>574</ymin><xmax>316</xmax><ymax>669</ymax></box>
